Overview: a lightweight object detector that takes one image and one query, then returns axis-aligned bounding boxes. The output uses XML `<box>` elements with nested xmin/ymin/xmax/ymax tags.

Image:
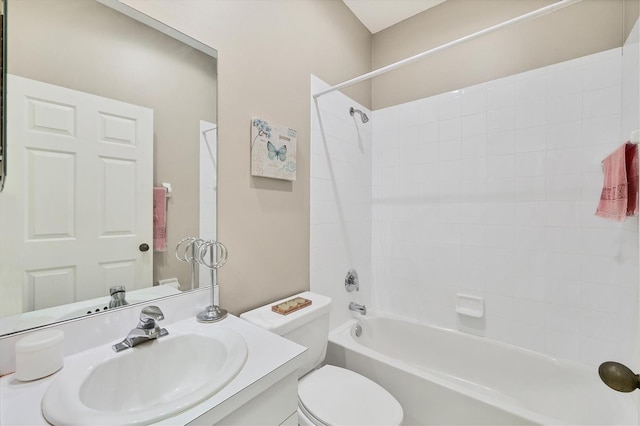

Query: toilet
<box><xmin>240</xmin><ymin>291</ymin><xmax>403</xmax><ymax>426</ymax></box>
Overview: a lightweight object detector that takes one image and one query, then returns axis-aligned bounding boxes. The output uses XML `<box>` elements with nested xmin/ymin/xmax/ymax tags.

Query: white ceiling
<box><xmin>342</xmin><ymin>0</ymin><xmax>447</xmax><ymax>34</ymax></box>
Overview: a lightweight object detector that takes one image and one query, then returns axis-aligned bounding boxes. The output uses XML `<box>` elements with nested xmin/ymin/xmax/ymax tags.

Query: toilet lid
<box><xmin>298</xmin><ymin>365</ymin><xmax>403</xmax><ymax>426</ymax></box>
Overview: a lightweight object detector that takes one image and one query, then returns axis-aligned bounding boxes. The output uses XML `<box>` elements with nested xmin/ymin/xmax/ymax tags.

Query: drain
<box><xmin>354</xmin><ymin>324</ymin><xmax>362</xmax><ymax>337</ymax></box>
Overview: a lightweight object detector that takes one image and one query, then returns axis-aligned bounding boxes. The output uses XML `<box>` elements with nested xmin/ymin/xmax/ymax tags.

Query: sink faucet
<box><xmin>112</xmin><ymin>306</ymin><xmax>169</xmax><ymax>352</ymax></box>
<box><xmin>108</xmin><ymin>285</ymin><xmax>129</xmax><ymax>308</ymax></box>
<box><xmin>349</xmin><ymin>302</ymin><xmax>367</xmax><ymax>316</ymax></box>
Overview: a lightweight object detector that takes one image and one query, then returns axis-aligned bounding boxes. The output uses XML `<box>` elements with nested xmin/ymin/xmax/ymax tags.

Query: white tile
<box><xmin>462</xmin><ymin>112</ymin><xmax>486</xmax><ymax>137</ymax></box>
<box><xmin>485</xmin><ymin>178</ymin><xmax>515</xmax><ymax>202</ymax></box>
<box><xmin>514</xmin><ymin>274</ymin><xmax>546</xmax><ymax>301</ymax></box>
<box><xmin>487</xmin><ymin>79</ymin><xmax>515</xmax><ymax>110</ymax></box>
<box><xmin>546</xmin><ymin>174</ymin><xmax>581</xmax><ymax>201</ymax></box>
<box><xmin>418</xmin><ymin>97</ymin><xmax>439</xmax><ymax>123</ymax></box>
<box><xmin>547</xmin><ymin>65</ymin><xmax>582</xmax><ymax>97</ymax></box>
<box><xmin>462</xmin><ymin>134</ymin><xmax>487</xmax><ymax>159</ymax></box>
<box><xmin>512</xmin><ymin>299</ymin><xmax>546</xmax><ymax>327</ymax></box>
<box><xmin>515</xmin><ymin>201</ymin><xmax>546</xmax><ymax>226</ymax></box>
<box><xmin>439</xmin><ymin>117</ymin><xmax>461</xmax><ymax>140</ymax></box>
<box><xmin>486</xmin><ymin>155</ymin><xmax>515</xmax><ymax>179</ymax></box>
<box><xmin>583</xmin><ymin>86</ymin><xmax>622</xmax><ymax>118</ymax></box>
<box><xmin>515</xmin><ymin>151</ymin><xmax>546</xmax><ymax>177</ymax></box>
<box><xmin>439</xmin><ymin>90</ymin><xmax>462</xmax><ymax>120</ymax></box>
<box><xmin>462</xmin><ymin>84</ymin><xmax>487</xmax><ymax>116</ymax></box>
<box><xmin>582</xmin><ymin>55</ymin><xmax>622</xmax><ymax>91</ymax></box>
<box><xmin>547</xmin><ymin>253</ymin><xmax>581</xmax><ymax>281</ymax></box>
<box><xmin>514</xmin><ymin>250</ymin><xmax>547</xmax><ymax>279</ymax></box>
<box><xmin>515</xmin><ymin>176</ymin><xmax>546</xmax><ymax>201</ymax></box>
<box><xmin>487</xmin><ymin>108</ymin><xmax>515</xmax><ymax>132</ymax></box>
<box><xmin>439</xmin><ymin>138</ymin><xmax>462</xmax><ymax>161</ymax></box>
<box><xmin>514</xmin><ymin>226</ymin><xmax>546</xmax><ymax>251</ymax></box>
<box><xmin>484</xmin><ymin>293</ymin><xmax>514</xmax><ymax>319</ymax></box>
<box><xmin>439</xmin><ymin>160</ymin><xmax>462</xmax><ymax>182</ymax></box>
<box><xmin>515</xmin><ymin>126</ymin><xmax>546</xmax><ymax>153</ymax></box>
<box><xmin>515</xmin><ymin>74</ymin><xmax>547</xmax><ymax>104</ymax></box>
<box><xmin>419</xmin><ymin>142</ymin><xmax>439</xmax><ymax>164</ymax></box>
<box><xmin>545</xmin><ymin>277</ymin><xmax>581</xmax><ymax>307</ymax></box>
<box><xmin>545</xmin><ymin>201</ymin><xmax>581</xmax><ymax>227</ymax></box>
<box><xmin>581</xmin><ymin>336</ymin><xmax>621</xmax><ymax>366</ymax></box>
<box><xmin>581</xmin><ymin>228</ymin><xmax>631</xmax><ymax>257</ymax></box>
<box><xmin>487</xmin><ymin>129</ymin><xmax>515</xmax><ymax>156</ymax></box>
<box><xmin>486</xmin><ymin>224</ymin><xmax>514</xmax><ymax>248</ymax></box>
<box><xmin>546</xmin><ymin>147</ymin><xmax>582</xmax><ymax>175</ymax></box>
<box><xmin>460</xmin><ymin>246</ymin><xmax>487</xmax><ymax>286</ymax></box>
<box><xmin>547</xmin><ymin>93</ymin><xmax>582</xmax><ymax>124</ymax></box>
<box><xmin>485</xmin><ymin>248</ymin><xmax>515</xmax><ymax>296</ymax></box>
<box><xmin>580</xmin><ymin>255</ymin><xmax>638</xmax><ymax>287</ymax></box>
<box><xmin>581</xmin><ymin>143</ymin><xmax>620</xmax><ymax>174</ymax></box>
<box><xmin>485</xmin><ymin>202</ymin><xmax>515</xmax><ymax>225</ymax></box>
<box><xmin>461</xmin><ymin>158</ymin><xmax>486</xmax><ymax>181</ymax></box>
<box><xmin>547</xmin><ymin>121</ymin><xmax>582</xmax><ymax>149</ymax></box>
<box><xmin>398</xmin><ymin>124</ymin><xmax>419</xmax><ymax>146</ymax></box>
<box><xmin>460</xmin><ymin>224</ymin><xmax>486</xmax><ymax>246</ymax></box>
<box><xmin>581</xmin><ymin>114</ymin><xmax>621</xmax><ymax>145</ymax></box>
<box><xmin>419</xmin><ymin>122</ymin><xmax>439</xmax><ymax>145</ymax></box>
<box><xmin>546</xmin><ymin>226</ymin><xmax>581</xmax><ymax>254</ymax></box>
<box><xmin>581</xmin><ymin>309</ymin><xmax>625</xmax><ymax>341</ymax></box>
<box><xmin>511</xmin><ymin>322</ymin><xmax>545</xmax><ymax>352</ymax></box>
<box><xmin>515</xmin><ymin>100</ymin><xmax>546</xmax><ymax>129</ymax></box>
<box><xmin>545</xmin><ymin>329</ymin><xmax>581</xmax><ymax>361</ymax></box>
<box><xmin>582</xmin><ymin>282</ymin><xmax>624</xmax><ymax>313</ymax></box>
<box><xmin>398</xmin><ymin>102</ymin><xmax>419</xmax><ymax>128</ymax></box>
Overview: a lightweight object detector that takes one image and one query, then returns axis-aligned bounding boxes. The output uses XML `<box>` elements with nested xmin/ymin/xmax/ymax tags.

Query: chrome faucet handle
<box><xmin>108</xmin><ymin>285</ymin><xmax>128</xmax><ymax>308</ymax></box>
<box><xmin>139</xmin><ymin>306</ymin><xmax>164</xmax><ymax>329</ymax></box>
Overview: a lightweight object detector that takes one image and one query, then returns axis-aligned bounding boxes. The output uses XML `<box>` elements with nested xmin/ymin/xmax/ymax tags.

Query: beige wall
<box><xmin>123</xmin><ymin>0</ymin><xmax>372</xmax><ymax>314</ymax></box>
<box><xmin>7</xmin><ymin>0</ymin><xmax>216</xmax><ymax>291</ymax></box>
<box><xmin>372</xmin><ymin>0</ymin><xmax>639</xmax><ymax>109</ymax></box>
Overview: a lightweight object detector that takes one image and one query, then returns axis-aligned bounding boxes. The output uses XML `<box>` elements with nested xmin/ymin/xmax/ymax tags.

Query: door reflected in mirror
<box><xmin>0</xmin><ymin>0</ymin><xmax>217</xmax><ymax>335</ymax></box>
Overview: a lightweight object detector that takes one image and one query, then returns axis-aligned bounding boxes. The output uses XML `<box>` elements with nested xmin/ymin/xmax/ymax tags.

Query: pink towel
<box><xmin>153</xmin><ymin>187</ymin><xmax>167</xmax><ymax>252</ymax></box>
<box><xmin>595</xmin><ymin>142</ymin><xmax>639</xmax><ymax>221</ymax></box>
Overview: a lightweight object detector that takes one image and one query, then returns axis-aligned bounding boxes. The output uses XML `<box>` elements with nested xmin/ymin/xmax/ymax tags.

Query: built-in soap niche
<box><xmin>456</xmin><ymin>294</ymin><xmax>485</xmax><ymax>336</ymax></box>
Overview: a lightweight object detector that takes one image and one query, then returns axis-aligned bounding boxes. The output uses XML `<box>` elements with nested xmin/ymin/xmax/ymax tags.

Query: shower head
<box><xmin>349</xmin><ymin>107</ymin><xmax>369</xmax><ymax>123</ymax></box>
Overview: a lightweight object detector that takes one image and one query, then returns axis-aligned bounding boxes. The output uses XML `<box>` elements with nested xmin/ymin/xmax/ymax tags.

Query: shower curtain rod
<box><xmin>313</xmin><ymin>0</ymin><xmax>582</xmax><ymax>99</ymax></box>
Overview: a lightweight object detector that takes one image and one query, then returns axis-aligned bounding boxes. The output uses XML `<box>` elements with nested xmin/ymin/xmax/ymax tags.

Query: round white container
<box><xmin>15</xmin><ymin>329</ymin><xmax>64</xmax><ymax>381</ymax></box>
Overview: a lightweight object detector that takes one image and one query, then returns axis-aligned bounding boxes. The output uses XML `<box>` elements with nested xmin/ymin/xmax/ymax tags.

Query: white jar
<box><xmin>15</xmin><ymin>330</ymin><xmax>64</xmax><ymax>381</ymax></box>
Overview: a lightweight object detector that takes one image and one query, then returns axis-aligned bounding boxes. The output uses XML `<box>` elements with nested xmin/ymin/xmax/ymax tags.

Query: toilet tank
<box><xmin>240</xmin><ymin>291</ymin><xmax>332</xmax><ymax>377</ymax></box>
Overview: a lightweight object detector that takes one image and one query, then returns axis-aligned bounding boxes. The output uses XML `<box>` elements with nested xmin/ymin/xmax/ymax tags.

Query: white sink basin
<box><xmin>41</xmin><ymin>328</ymin><xmax>248</xmax><ymax>425</ymax></box>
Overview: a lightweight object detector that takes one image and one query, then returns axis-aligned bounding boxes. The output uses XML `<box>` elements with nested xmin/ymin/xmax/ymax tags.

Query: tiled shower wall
<box><xmin>372</xmin><ymin>42</ymin><xmax>639</xmax><ymax>367</ymax></box>
<box><xmin>310</xmin><ymin>76</ymin><xmax>373</xmax><ymax>330</ymax></box>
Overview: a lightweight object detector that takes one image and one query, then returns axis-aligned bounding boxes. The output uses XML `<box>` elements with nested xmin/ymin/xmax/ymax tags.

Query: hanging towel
<box><xmin>595</xmin><ymin>142</ymin><xmax>639</xmax><ymax>221</ymax></box>
<box><xmin>153</xmin><ymin>187</ymin><xmax>167</xmax><ymax>252</ymax></box>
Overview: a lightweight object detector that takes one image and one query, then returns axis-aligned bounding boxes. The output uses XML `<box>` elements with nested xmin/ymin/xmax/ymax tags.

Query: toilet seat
<box><xmin>298</xmin><ymin>365</ymin><xmax>403</xmax><ymax>426</ymax></box>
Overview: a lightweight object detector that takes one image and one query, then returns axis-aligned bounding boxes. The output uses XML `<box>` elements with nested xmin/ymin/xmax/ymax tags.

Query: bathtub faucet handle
<box><xmin>349</xmin><ymin>302</ymin><xmax>367</xmax><ymax>316</ymax></box>
<box><xmin>345</xmin><ymin>269</ymin><xmax>359</xmax><ymax>292</ymax></box>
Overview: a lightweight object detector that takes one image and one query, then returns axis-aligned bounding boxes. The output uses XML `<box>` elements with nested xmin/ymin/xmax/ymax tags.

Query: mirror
<box><xmin>0</xmin><ymin>0</ymin><xmax>217</xmax><ymax>335</ymax></box>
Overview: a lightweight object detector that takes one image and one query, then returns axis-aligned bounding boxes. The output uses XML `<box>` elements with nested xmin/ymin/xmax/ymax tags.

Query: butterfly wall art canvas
<box><xmin>251</xmin><ymin>117</ymin><xmax>297</xmax><ymax>181</ymax></box>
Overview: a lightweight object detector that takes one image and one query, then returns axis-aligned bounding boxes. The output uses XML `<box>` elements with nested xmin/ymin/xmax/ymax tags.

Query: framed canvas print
<box><xmin>251</xmin><ymin>117</ymin><xmax>297</xmax><ymax>181</ymax></box>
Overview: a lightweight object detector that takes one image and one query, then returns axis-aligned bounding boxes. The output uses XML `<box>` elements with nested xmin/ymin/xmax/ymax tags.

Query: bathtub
<box><xmin>326</xmin><ymin>313</ymin><xmax>638</xmax><ymax>425</ymax></box>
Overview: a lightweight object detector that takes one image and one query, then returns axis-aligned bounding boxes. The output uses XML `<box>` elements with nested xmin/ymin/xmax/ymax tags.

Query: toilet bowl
<box><xmin>240</xmin><ymin>291</ymin><xmax>403</xmax><ymax>425</ymax></box>
<box><xmin>297</xmin><ymin>364</ymin><xmax>403</xmax><ymax>425</ymax></box>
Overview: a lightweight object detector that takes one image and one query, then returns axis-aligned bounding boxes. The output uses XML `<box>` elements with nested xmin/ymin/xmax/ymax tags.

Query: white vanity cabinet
<box><xmin>197</xmin><ymin>371</ymin><xmax>298</xmax><ymax>425</ymax></box>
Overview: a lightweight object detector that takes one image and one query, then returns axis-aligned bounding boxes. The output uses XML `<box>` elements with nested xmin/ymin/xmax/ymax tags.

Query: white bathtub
<box><xmin>326</xmin><ymin>313</ymin><xmax>638</xmax><ymax>425</ymax></box>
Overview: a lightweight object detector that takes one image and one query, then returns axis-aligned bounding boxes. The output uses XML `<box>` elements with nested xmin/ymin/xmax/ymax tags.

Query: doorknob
<box><xmin>139</xmin><ymin>243</ymin><xmax>150</xmax><ymax>252</ymax></box>
<box><xmin>598</xmin><ymin>361</ymin><xmax>640</xmax><ymax>392</ymax></box>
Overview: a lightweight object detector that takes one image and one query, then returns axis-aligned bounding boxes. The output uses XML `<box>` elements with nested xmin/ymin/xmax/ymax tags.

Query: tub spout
<box><xmin>349</xmin><ymin>302</ymin><xmax>367</xmax><ymax>316</ymax></box>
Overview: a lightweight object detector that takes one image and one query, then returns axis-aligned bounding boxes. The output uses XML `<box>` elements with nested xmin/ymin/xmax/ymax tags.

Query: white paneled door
<box><xmin>0</xmin><ymin>75</ymin><xmax>153</xmax><ymax>315</ymax></box>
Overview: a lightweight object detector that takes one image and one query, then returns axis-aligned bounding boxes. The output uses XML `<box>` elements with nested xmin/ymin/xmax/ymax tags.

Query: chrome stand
<box><xmin>196</xmin><ymin>240</ymin><xmax>228</xmax><ymax>323</ymax></box>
